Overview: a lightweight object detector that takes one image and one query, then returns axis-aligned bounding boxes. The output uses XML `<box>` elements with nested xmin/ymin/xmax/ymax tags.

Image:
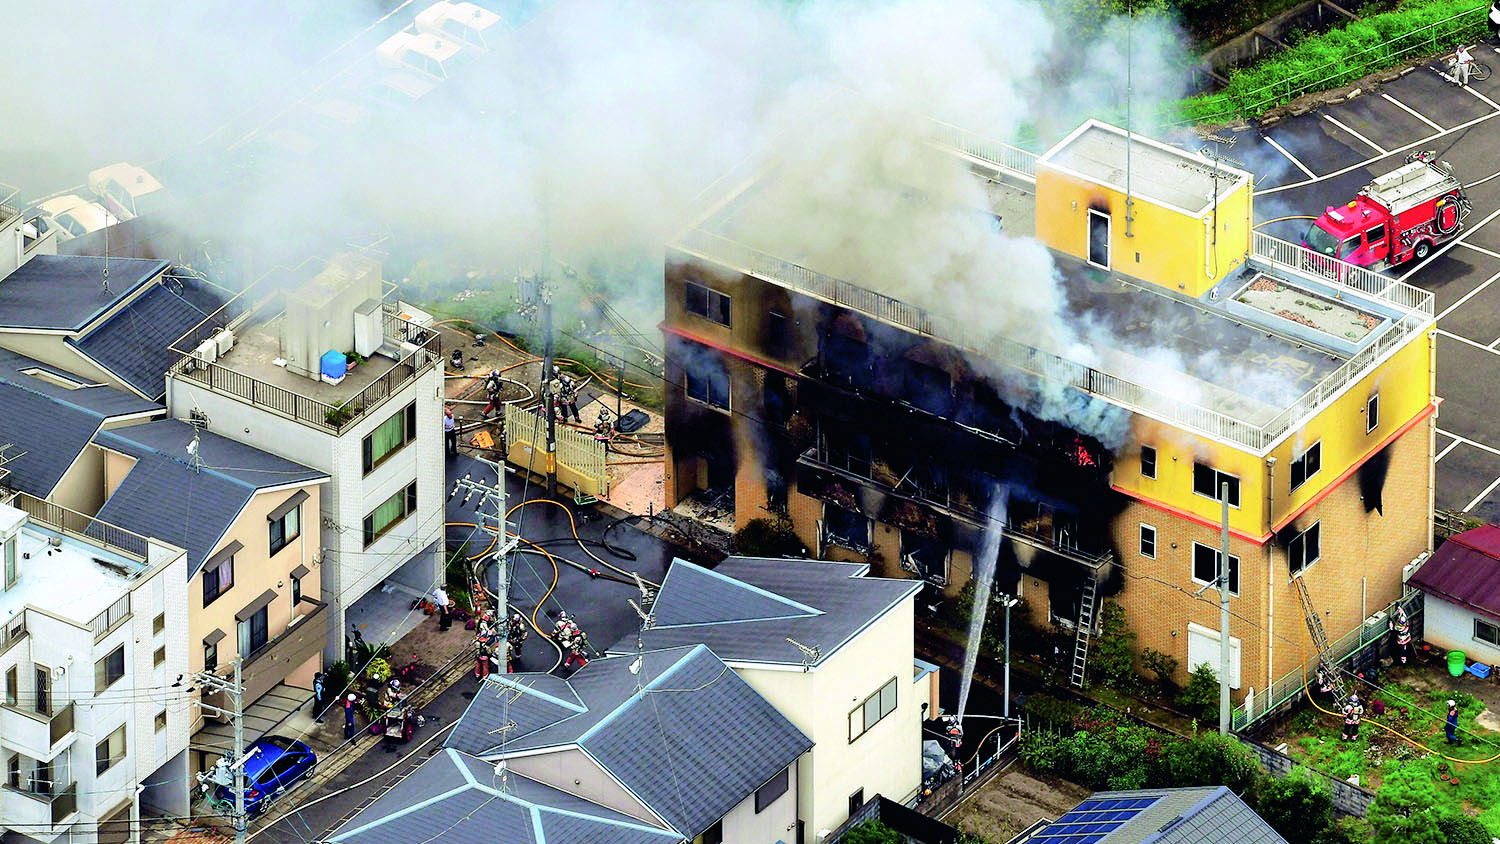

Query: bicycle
<box><xmin>1444</xmin><ymin>49</ymin><xmax>1492</xmax><ymax>84</ymax></box>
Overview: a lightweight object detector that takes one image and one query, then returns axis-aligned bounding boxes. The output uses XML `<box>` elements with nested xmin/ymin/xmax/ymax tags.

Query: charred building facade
<box><xmin>661</xmin><ymin>118</ymin><xmax>1436</xmax><ymax>708</ymax></box>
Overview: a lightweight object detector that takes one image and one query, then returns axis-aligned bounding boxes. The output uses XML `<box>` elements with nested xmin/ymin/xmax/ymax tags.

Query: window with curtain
<box><xmin>95</xmin><ymin>645</ymin><xmax>125</xmax><ymax>691</ymax></box>
<box><xmin>203</xmin><ymin>556</ymin><xmax>233</xmax><ymax>607</ymax></box>
<box><xmin>238</xmin><ymin>607</ymin><xmax>269</xmax><ymax>658</ymax></box>
<box><xmin>362</xmin><ymin>403</ymin><xmax>417</xmax><ymax>474</ymax></box>
<box><xmin>269</xmin><ymin>505</ymin><xmax>300</xmax><ymax>555</ymax></box>
<box><xmin>363</xmin><ymin>482</ymin><xmax>417</xmax><ymax>547</ymax></box>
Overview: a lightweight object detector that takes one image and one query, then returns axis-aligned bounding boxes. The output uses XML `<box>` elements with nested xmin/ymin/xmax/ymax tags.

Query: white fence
<box><xmin>504</xmin><ymin>404</ymin><xmax>609</xmax><ymax>498</ymax></box>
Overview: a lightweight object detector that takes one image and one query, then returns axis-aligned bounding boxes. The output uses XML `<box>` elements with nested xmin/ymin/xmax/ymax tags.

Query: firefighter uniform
<box><xmin>1341</xmin><ymin>695</ymin><xmax>1364</xmax><ymax>741</ymax></box>
<box><xmin>506</xmin><ymin>613</ymin><xmax>529</xmax><ymax>672</ymax></box>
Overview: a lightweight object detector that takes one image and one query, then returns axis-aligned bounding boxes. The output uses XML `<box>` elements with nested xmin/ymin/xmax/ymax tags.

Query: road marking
<box><xmin>1458</xmin><ymin>241</ymin><xmax>1500</xmax><ymax>260</ymax></box>
<box><xmin>1438</xmin><ymin>428</ymin><xmax>1500</xmax><ymax>458</ymax></box>
<box><xmin>1258</xmin><ymin>110</ymin><xmax>1500</xmax><ymax>196</ymax></box>
<box><xmin>1437</xmin><ymin>438</ymin><xmax>1463</xmax><ymax>462</ymax></box>
<box><xmin>1436</xmin><ymin>269</ymin><xmax>1500</xmax><ymax>320</ymax></box>
<box><xmin>1382</xmin><ymin>92</ymin><xmax>1443</xmax><ymax>131</ymax></box>
<box><xmin>1263</xmin><ymin>135</ymin><xmax>1317</xmax><ymax>180</ymax></box>
<box><xmin>1436</xmin><ymin>328</ymin><xmax>1500</xmax><ymax>357</ymax></box>
<box><xmin>1324</xmin><ymin>113</ymin><xmax>1387</xmax><ymax>155</ymax></box>
<box><xmin>1460</xmin><ymin>80</ymin><xmax>1500</xmax><ymax>112</ymax></box>
<box><xmin>1464</xmin><ymin>473</ymin><xmax>1500</xmax><ymax>512</ymax></box>
<box><xmin>1399</xmin><ymin>205</ymin><xmax>1500</xmax><ymax>281</ymax></box>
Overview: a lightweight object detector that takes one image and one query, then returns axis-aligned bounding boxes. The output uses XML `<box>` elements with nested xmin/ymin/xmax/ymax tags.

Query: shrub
<box><xmin>732</xmin><ymin>516</ymin><xmax>805</xmax><ymax>557</ymax></box>
<box><xmin>364</xmin><ymin>657</ymin><xmax>393</xmax><ymax>684</ymax></box>
<box><xmin>1140</xmin><ymin>647</ymin><xmax>1179</xmax><ymax>690</ymax></box>
<box><xmin>841</xmin><ymin>821</ymin><xmax>902</xmax><ymax>844</ymax></box>
<box><xmin>1090</xmin><ymin>602</ymin><xmax>1137</xmax><ymax>689</ymax></box>
<box><xmin>1435</xmin><ymin>813</ymin><xmax>1490</xmax><ymax>844</ymax></box>
<box><xmin>1024</xmin><ymin>693</ymin><xmax>1084</xmax><ymax>728</ymax></box>
<box><xmin>1159</xmin><ymin>733</ymin><xmax>1262</xmax><ymax>795</ymax></box>
<box><xmin>324</xmin><ymin>660</ymin><xmax>354</xmax><ymax>699</ymax></box>
<box><xmin>1179</xmin><ymin>663</ymin><xmax>1220</xmax><ymax>720</ymax></box>
<box><xmin>1019</xmin><ymin>731</ymin><xmax>1063</xmax><ymax>771</ymax></box>
<box><xmin>1254</xmin><ymin>773</ymin><xmax>1333</xmax><ymax>844</ymax></box>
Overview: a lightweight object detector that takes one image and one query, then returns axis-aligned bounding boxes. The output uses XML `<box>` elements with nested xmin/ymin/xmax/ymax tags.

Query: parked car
<box><xmin>35</xmin><ymin>194</ymin><xmax>118</xmax><ymax>241</ymax></box>
<box><xmin>216</xmin><ymin>735</ymin><xmax>317</xmax><ymax>816</ymax></box>
<box><xmin>87</xmin><ymin>163</ymin><xmax>167</xmax><ymax>221</ymax></box>
<box><xmin>415</xmin><ymin>1</ymin><xmax>505</xmax><ymax>53</ymax></box>
<box><xmin>375</xmin><ymin>30</ymin><xmax>471</xmax><ymax>82</ymax></box>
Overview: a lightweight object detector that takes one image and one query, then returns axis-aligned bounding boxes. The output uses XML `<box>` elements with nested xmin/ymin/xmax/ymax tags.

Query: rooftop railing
<box><xmin>926</xmin><ymin>119</ymin><xmax>1038</xmax><ymax>182</ymax></box>
<box><xmin>10</xmin><ymin>492</ymin><xmax>149</xmax><ymax>562</ymax></box>
<box><xmin>674</xmin><ymin>226</ymin><xmax>1432</xmax><ymax>453</ymax></box>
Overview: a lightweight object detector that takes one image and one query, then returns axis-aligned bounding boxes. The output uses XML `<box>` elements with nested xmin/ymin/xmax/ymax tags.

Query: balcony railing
<box><xmin>9</xmin><ymin>492</ymin><xmax>149</xmax><ymax>562</ymax></box>
<box><xmin>676</xmin><ymin>226</ymin><xmax>1434</xmax><ymax>453</ymax></box>
<box><xmin>2</xmin><ymin>780</ymin><xmax>78</xmax><ymax>830</ymax></box>
<box><xmin>0</xmin><ymin>612</ymin><xmax>26</xmax><ymax>658</ymax></box>
<box><xmin>50</xmin><ymin>782</ymin><xmax>76</xmax><ymax>824</ymax></box>
<box><xmin>1</xmin><ymin>701</ymin><xmax>77</xmax><ymax>759</ymax></box>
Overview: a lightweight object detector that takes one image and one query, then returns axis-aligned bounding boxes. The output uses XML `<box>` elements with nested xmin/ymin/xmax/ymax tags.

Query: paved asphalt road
<box><xmin>249</xmin><ymin>450</ymin><xmax>677</xmax><ymax>844</ymax></box>
<box><xmin>1220</xmin><ymin>45</ymin><xmax>1500</xmax><ymax>523</ymax></box>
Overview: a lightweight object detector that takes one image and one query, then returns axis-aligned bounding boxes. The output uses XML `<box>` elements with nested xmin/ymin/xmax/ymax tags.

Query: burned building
<box><xmin>661</xmin><ymin>117</ymin><xmax>1435</xmax><ymax>706</ymax></box>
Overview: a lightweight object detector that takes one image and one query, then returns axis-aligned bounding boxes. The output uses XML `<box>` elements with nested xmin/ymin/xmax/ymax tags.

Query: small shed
<box><xmin>1408</xmin><ymin>525</ymin><xmax>1500</xmax><ymax>665</ymax></box>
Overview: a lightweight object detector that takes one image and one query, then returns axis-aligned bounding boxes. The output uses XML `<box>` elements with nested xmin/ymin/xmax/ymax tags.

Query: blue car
<box><xmin>216</xmin><ymin>736</ymin><xmax>317</xmax><ymax>815</ymax></box>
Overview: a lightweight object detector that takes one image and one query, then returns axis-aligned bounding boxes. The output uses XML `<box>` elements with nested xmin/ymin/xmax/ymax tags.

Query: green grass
<box><xmin>1179</xmin><ymin>0</ymin><xmax>1489</xmax><ymax>124</ymax></box>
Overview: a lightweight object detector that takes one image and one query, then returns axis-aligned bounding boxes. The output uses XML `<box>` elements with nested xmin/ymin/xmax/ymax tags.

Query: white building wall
<box><xmin>1423</xmin><ymin>597</ymin><xmax>1500</xmax><ymax>667</ymax></box>
<box><xmin>733</xmin><ymin>597</ymin><xmax>922</xmax><ymax>839</ymax></box>
<box><xmin>719</xmin><ymin>762</ymin><xmax>798</xmax><ymax>844</ymax></box>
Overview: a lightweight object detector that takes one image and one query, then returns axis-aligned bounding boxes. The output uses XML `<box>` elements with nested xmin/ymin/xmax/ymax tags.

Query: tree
<box><xmin>1254</xmin><ymin>774</ymin><xmax>1333</xmax><ymax>844</ymax></box>
<box><xmin>1140</xmin><ymin>647</ymin><xmax>1179</xmax><ymax>690</ymax></box>
<box><xmin>1312</xmin><ymin>817</ymin><xmax>1371</xmax><ymax>844</ymax></box>
<box><xmin>1367</xmin><ymin>763</ymin><xmax>1447</xmax><ymax>844</ymax></box>
<box><xmin>1090</xmin><ymin>602</ymin><xmax>1137</xmax><ymax>688</ymax></box>
<box><xmin>1158</xmin><ymin>732</ymin><xmax>1262</xmax><ymax>795</ymax></box>
<box><xmin>1436</xmin><ymin>813</ymin><xmax>1490</xmax><ymax>844</ymax></box>
<box><xmin>841</xmin><ymin>821</ymin><xmax>902</xmax><ymax>844</ymax></box>
<box><xmin>1178</xmin><ymin>663</ymin><xmax>1220</xmax><ymax>720</ymax></box>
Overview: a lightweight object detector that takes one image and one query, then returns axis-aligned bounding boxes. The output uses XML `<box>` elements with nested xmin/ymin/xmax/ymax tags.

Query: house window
<box><xmin>269</xmin><ymin>504</ymin><xmax>300</xmax><ymax>556</ymax></box>
<box><xmin>4</xmin><ymin>665</ymin><xmax>14</xmax><ymax>706</ymax></box>
<box><xmin>849</xmin><ymin>788</ymin><xmax>866</xmax><ymax>817</ymax></box>
<box><xmin>1192</xmin><ymin>463</ymin><xmax>1240</xmax><ymax>508</ymax></box>
<box><xmin>823</xmin><ymin>428</ymin><xmax>872</xmax><ymax>478</ymax></box>
<box><xmin>685</xmin><ymin>281</ymin><xmax>731</xmax><ymax>327</ymax></box>
<box><xmin>364</xmin><ymin>481</ymin><xmax>418</xmax><ymax>547</ymax></box>
<box><xmin>823</xmin><ymin>504</ymin><xmax>868</xmax><ymax>552</ymax></box>
<box><xmin>1289</xmin><ymin>442</ymin><xmax>1321</xmax><ymax>492</ymax></box>
<box><xmin>901</xmin><ymin>532</ymin><xmax>950</xmax><ymax>585</ymax></box>
<box><xmin>4</xmin><ymin>537</ymin><xmax>15</xmax><ymax>589</ymax></box>
<box><xmin>1139</xmin><ymin>524</ymin><xmax>1156</xmax><ymax>559</ymax></box>
<box><xmin>700</xmin><ymin>819</ymin><xmax>724</xmax><ymax>844</ymax></box>
<box><xmin>96</xmin><ymin>725</ymin><xmax>126</xmax><ymax>775</ymax></box>
<box><xmin>1476</xmin><ymin>618</ymin><xmax>1500</xmax><ymax>647</ymax></box>
<box><xmin>683</xmin><ymin>346</ymin><xmax>730</xmax><ymax>410</ymax></box>
<box><xmin>1140</xmin><ymin>445</ymin><xmax>1157</xmax><ymax>480</ymax></box>
<box><xmin>153</xmin><ymin>613</ymin><xmax>165</xmax><ymax>635</ymax></box>
<box><xmin>1367</xmin><ymin>394</ymin><xmax>1380</xmax><ymax>433</ymax></box>
<box><xmin>1087</xmin><ymin>209</ymin><xmax>1111</xmax><ymax>269</ymax></box>
<box><xmin>755</xmin><ymin>767</ymin><xmax>790</xmax><ymax>813</ymax></box>
<box><xmin>153</xmin><ymin>646</ymin><xmax>166</xmax><ymax>668</ymax></box>
<box><xmin>203</xmin><ymin>555</ymin><xmax>234</xmax><ymax>607</ymax></box>
<box><xmin>1191</xmin><ymin>543</ymin><xmax>1240</xmax><ymax>595</ymax></box>
<box><xmin>204</xmin><ymin>640</ymin><xmax>218</xmax><ymax>673</ymax></box>
<box><xmin>7</xmin><ymin>755</ymin><xmax>17</xmax><ymax>788</ymax></box>
<box><xmin>363</xmin><ymin>402</ymin><xmax>417</xmax><ymax>474</ymax></box>
<box><xmin>849</xmin><ymin>677</ymin><xmax>897</xmax><ymax>742</ymax></box>
<box><xmin>155</xmin><ymin>711</ymin><xmax>167</xmax><ymax>733</ymax></box>
<box><xmin>95</xmin><ymin>644</ymin><xmax>126</xmax><ymax>691</ymax></box>
<box><xmin>1288</xmin><ymin>522</ymin><xmax>1321</xmax><ymax>576</ymax></box>
<box><xmin>768</xmin><ymin>310</ymin><xmax>788</xmax><ymax>352</ymax></box>
<box><xmin>238</xmin><ymin>607</ymin><xmax>269</xmax><ymax>658</ymax></box>
<box><xmin>291</xmin><ymin>574</ymin><xmax>302</xmax><ymax>606</ymax></box>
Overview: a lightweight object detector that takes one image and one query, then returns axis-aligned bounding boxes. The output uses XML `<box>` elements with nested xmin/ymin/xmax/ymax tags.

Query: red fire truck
<box><xmin>1303</xmin><ymin>151</ymin><xmax>1471</xmax><ymax>270</ymax></box>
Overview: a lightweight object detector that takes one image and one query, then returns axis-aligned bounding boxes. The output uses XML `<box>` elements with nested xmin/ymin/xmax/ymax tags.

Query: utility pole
<box><xmin>1219</xmin><ymin>482</ymin><xmax>1232</xmax><ymax>736</ymax></box>
<box><xmin>450</xmin><ymin>457</ymin><xmax>516</xmax><ymax>659</ymax></box>
<box><xmin>541</xmin><ymin>289</ymin><xmax>557</xmax><ymax>498</ymax></box>
<box><xmin>194</xmin><ymin>659</ymin><xmax>247</xmax><ymax>844</ymax></box>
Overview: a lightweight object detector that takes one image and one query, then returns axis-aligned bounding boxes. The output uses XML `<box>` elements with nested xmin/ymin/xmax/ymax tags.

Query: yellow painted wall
<box><xmin>1113</xmin><ymin>421</ymin><xmax>1268</xmax><ymax>537</ymax></box>
<box><xmin>1033</xmin><ymin>167</ymin><xmax>1251</xmax><ymax>298</ymax></box>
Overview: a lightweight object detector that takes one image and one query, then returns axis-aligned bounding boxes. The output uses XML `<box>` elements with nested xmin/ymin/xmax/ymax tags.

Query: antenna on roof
<box><xmin>1195</xmin><ymin>133</ymin><xmax>1244</xmax><ymax>281</ymax></box>
<box><xmin>785</xmin><ymin>637</ymin><xmax>821</xmax><ymax>673</ymax></box>
<box><xmin>186</xmin><ymin>428</ymin><xmax>205</xmax><ymax>473</ymax></box>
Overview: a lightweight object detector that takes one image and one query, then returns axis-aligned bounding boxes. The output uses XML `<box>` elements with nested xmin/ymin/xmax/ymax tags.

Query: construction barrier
<box><xmin>504</xmin><ymin>404</ymin><xmax>609</xmax><ymax>498</ymax></box>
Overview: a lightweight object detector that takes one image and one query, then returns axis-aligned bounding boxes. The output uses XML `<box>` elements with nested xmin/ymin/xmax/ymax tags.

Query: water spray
<box><xmin>956</xmin><ymin>486</ymin><xmax>1009</xmax><ymax>725</ymax></box>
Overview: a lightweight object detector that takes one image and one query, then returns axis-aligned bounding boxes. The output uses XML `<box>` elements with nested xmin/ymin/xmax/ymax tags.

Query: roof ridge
<box><xmin>673</xmin><ymin>560</ymin><xmax>823</xmax><ymax>618</ymax></box>
<box><xmin>576</xmin><ymin>645</ymin><xmax>707</xmax><ymax>747</ymax></box>
<box><xmin>0</xmin><ymin>375</ymin><xmax>114</xmax><ymax>421</ymax></box>
<box><xmin>98</xmin><ymin>425</ymin><xmax>262</xmax><ymax>494</ymax></box>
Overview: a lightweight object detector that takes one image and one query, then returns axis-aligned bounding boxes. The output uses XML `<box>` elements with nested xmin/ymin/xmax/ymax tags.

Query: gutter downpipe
<box><xmin>1428</xmin><ymin>329</ymin><xmax>1438</xmax><ymax>553</ymax></box>
<box><xmin>1265</xmin><ymin>457</ymin><xmax>1277</xmax><ymax>706</ymax></box>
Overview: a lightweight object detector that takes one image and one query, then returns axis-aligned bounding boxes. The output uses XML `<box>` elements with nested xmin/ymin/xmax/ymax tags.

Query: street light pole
<box><xmin>1000</xmin><ymin>594</ymin><xmax>1019</xmax><ymax>719</ymax></box>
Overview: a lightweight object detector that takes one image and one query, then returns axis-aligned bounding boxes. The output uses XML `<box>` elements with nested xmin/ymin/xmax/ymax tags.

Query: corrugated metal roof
<box><xmin>0</xmin><ymin>255</ymin><xmax>166</xmax><ymax>330</ymax></box>
<box><xmin>1409</xmin><ymin>527</ymin><xmax>1500</xmax><ymax>619</ymax></box>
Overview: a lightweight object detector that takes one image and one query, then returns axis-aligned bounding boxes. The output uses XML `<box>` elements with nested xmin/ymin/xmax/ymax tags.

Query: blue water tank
<box><xmin>320</xmin><ymin>350</ymin><xmax>347</xmax><ymax>381</ymax></box>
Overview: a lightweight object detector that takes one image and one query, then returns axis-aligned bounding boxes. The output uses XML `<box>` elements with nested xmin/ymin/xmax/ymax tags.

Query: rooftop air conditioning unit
<box><xmin>213</xmin><ymin>328</ymin><xmax>235</xmax><ymax>356</ymax></box>
<box><xmin>193</xmin><ymin>338</ymin><xmax>218</xmax><ymax>366</ymax></box>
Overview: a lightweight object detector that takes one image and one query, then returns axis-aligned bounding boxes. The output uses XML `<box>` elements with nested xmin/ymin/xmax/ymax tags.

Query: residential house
<box><xmin>84</xmin><ymin>420</ymin><xmax>329</xmax><ymax>779</ymax></box>
<box><xmin>0</xmin><ymin>184</ymin><xmax>59</xmax><ymax>280</ymax></box>
<box><xmin>0</xmin><ymin>494</ymin><xmax>190</xmax><ymax>844</ymax></box>
<box><xmin>663</xmin><ymin>113</ymin><xmax>1435</xmax><ymax>719</ymax></box>
<box><xmin>445</xmin><ymin>644</ymin><xmax>812</xmax><ymax>844</ymax></box>
<box><xmin>1008</xmin><ymin>786</ymin><xmax>1288</xmax><ymax>844</ymax></box>
<box><xmin>161</xmin><ymin>252</ymin><xmax>445</xmax><ymax>662</ymax></box>
<box><xmin>1407</xmin><ymin>525</ymin><xmax>1500</xmax><ymax>666</ymax></box>
<box><xmin>608</xmin><ymin>557</ymin><xmax>926</xmax><ymax>841</ymax></box>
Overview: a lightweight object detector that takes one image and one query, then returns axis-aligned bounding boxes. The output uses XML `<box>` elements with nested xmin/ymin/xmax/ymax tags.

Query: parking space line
<box><xmin>1438</xmin><ymin>428</ymin><xmax>1500</xmax><ymax>458</ymax></box>
<box><xmin>1400</xmin><ymin>205</ymin><xmax>1500</xmax><ymax>281</ymax></box>
<box><xmin>1436</xmin><ymin>269</ymin><xmax>1500</xmax><ymax>320</ymax></box>
<box><xmin>1460</xmin><ymin>82</ymin><xmax>1500</xmax><ymax>112</ymax></box>
<box><xmin>1323</xmin><ymin>114</ymin><xmax>1386</xmax><ymax>155</ymax></box>
<box><xmin>1458</xmin><ymin>241</ymin><xmax>1500</xmax><ymax>260</ymax></box>
<box><xmin>1262</xmin><ymin>136</ymin><xmax>1317</xmax><ymax>180</ymax></box>
<box><xmin>1464</xmin><ymin>474</ymin><xmax>1500</xmax><ymax>512</ymax></box>
<box><xmin>1382</xmin><ymin>92</ymin><xmax>1443</xmax><ymax>131</ymax></box>
<box><xmin>1436</xmin><ymin>328</ymin><xmax>1500</xmax><ymax>357</ymax></box>
<box><xmin>1488</xmin><ymin>334</ymin><xmax>1500</xmax><ymax>349</ymax></box>
<box><xmin>1436</xmin><ymin>438</ymin><xmax>1463</xmax><ymax>462</ymax></box>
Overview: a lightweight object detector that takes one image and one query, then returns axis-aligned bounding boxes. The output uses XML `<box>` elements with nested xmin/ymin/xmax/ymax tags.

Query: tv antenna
<box><xmin>785</xmin><ymin>637</ymin><xmax>821</xmax><ymax>673</ymax></box>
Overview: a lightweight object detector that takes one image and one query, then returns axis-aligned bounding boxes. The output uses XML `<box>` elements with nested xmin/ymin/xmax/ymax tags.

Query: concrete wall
<box><xmin>735</xmin><ymin>595</ymin><xmax>921</xmax><ymax>838</ymax></box>
<box><xmin>506</xmin><ymin>747</ymin><xmax>661</xmax><ymax>826</ymax></box>
<box><xmin>714</xmin><ymin>762</ymin><xmax>798</xmax><ymax>844</ymax></box>
<box><xmin>50</xmin><ymin>442</ymin><xmax>107</xmax><ymax>514</ymax></box>
<box><xmin>1423</xmin><ymin>597</ymin><xmax>1500</xmax><ymax>667</ymax></box>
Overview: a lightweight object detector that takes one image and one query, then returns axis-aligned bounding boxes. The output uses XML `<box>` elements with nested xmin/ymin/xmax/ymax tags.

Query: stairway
<box><xmin>1294</xmin><ymin>576</ymin><xmax>1349</xmax><ymax>711</ymax></box>
<box><xmin>1069</xmin><ymin>574</ymin><xmax>1099</xmax><ymax>688</ymax></box>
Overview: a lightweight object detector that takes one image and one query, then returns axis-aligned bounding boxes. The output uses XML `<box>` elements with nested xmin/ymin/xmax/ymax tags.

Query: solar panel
<box><xmin>1033</xmin><ymin>796</ymin><xmax>1161</xmax><ymax>843</ymax></box>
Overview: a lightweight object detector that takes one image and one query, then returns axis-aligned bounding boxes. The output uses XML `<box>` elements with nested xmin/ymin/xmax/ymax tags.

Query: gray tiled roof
<box><xmin>615</xmin><ymin>557</ymin><xmax>921</xmax><ymax>667</ymax></box>
<box><xmin>327</xmin><ymin>748</ymin><xmax>681</xmax><ymax>844</ymax></box>
<box><xmin>0</xmin><ymin>350</ymin><xmax>162</xmax><ymax>497</ymax></box>
<box><xmin>1040</xmin><ymin>786</ymin><xmax>1288</xmax><ymax>844</ymax></box>
<box><xmin>446</xmin><ymin>645</ymin><xmax>811</xmax><ymax>838</ymax></box>
<box><xmin>0</xmin><ymin>255</ymin><xmax>167</xmax><ymax>331</ymax></box>
<box><xmin>92</xmin><ymin>420</ymin><xmax>325</xmax><ymax>575</ymax></box>
<box><xmin>70</xmin><ymin>278</ymin><xmax>228</xmax><ymax>399</ymax></box>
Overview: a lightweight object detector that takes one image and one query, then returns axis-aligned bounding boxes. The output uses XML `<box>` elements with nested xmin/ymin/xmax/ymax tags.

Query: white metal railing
<box><xmin>676</xmin><ymin>228</ymin><xmax>1432</xmax><ymax>453</ymax></box>
<box><xmin>926</xmin><ymin>119</ymin><xmax>1039</xmax><ymax>181</ymax></box>
<box><xmin>1251</xmin><ymin>231</ymin><xmax>1434</xmax><ymax>317</ymax></box>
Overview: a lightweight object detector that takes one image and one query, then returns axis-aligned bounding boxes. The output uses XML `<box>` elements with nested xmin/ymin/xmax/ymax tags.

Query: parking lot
<box><xmin>1224</xmin><ymin>46</ymin><xmax>1500</xmax><ymax>523</ymax></box>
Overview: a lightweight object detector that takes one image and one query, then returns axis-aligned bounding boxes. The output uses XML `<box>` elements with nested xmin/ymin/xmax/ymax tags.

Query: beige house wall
<box><xmin>506</xmin><ymin>747</ymin><xmax>662</xmax><ymax>826</ymax></box>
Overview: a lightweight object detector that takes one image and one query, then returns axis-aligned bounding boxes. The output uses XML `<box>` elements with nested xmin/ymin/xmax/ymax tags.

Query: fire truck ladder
<box><xmin>1069</xmin><ymin>572</ymin><xmax>1100</xmax><ymax>688</ymax></box>
<box><xmin>1294</xmin><ymin>575</ymin><xmax>1349</xmax><ymax>712</ymax></box>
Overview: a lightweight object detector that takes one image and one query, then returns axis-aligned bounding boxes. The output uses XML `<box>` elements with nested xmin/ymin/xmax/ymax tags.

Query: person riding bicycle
<box><xmin>1452</xmin><ymin>44</ymin><xmax>1476</xmax><ymax>86</ymax></box>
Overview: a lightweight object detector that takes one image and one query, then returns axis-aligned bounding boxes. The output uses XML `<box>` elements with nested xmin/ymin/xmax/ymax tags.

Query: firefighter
<box><xmin>481</xmin><ymin>369</ymin><xmax>505</xmax><ymax>418</ymax></box>
<box><xmin>564</xmin><ymin>628</ymin><xmax>591</xmax><ymax>670</ymax></box>
<box><xmin>552</xmin><ymin>368</ymin><xmax>582</xmax><ymax>423</ymax></box>
<box><xmin>1316</xmin><ymin>666</ymin><xmax>1334</xmax><ymax>702</ymax></box>
<box><xmin>593</xmin><ymin>407</ymin><xmax>614</xmax><ymax>442</ymax></box>
<box><xmin>474</xmin><ymin>617</ymin><xmax>495</xmax><ymax>679</ymax></box>
<box><xmin>507</xmin><ymin>613</ymin><xmax>529</xmax><ymax>672</ymax></box>
<box><xmin>1392</xmin><ymin>606</ymin><xmax>1412</xmax><ymax>665</ymax></box>
<box><xmin>943</xmin><ymin>715</ymin><xmax>964</xmax><ymax>756</ymax></box>
<box><xmin>1340</xmin><ymin>694</ymin><xmax>1364</xmax><ymax>742</ymax></box>
<box><xmin>1446</xmin><ymin>699</ymin><xmax>1462</xmax><ymax>745</ymax></box>
<box><xmin>552</xmin><ymin>611</ymin><xmax>576</xmax><ymax>643</ymax></box>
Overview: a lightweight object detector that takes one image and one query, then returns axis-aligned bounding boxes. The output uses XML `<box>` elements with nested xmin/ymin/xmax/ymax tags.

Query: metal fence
<box><xmin>1251</xmin><ymin>232</ymin><xmax>1434</xmax><ymax>316</ymax></box>
<box><xmin>10</xmin><ymin>492</ymin><xmax>149</xmax><ymax>561</ymax></box>
<box><xmin>504</xmin><ymin>404</ymin><xmax>609</xmax><ymax>497</ymax></box>
<box><xmin>926</xmin><ymin>118</ymin><xmax>1038</xmax><ymax>181</ymax></box>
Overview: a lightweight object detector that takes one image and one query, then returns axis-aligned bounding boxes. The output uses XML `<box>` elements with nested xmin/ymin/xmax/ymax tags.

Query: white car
<box><xmin>34</xmin><ymin>194</ymin><xmax>118</xmax><ymax>241</ymax></box>
<box><xmin>375</xmin><ymin>30</ymin><xmax>470</xmax><ymax>82</ymax></box>
<box><xmin>415</xmin><ymin>1</ymin><xmax>505</xmax><ymax>53</ymax></box>
<box><xmin>87</xmin><ymin>163</ymin><xmax>166</xmax><ymax>221</ymax></box>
